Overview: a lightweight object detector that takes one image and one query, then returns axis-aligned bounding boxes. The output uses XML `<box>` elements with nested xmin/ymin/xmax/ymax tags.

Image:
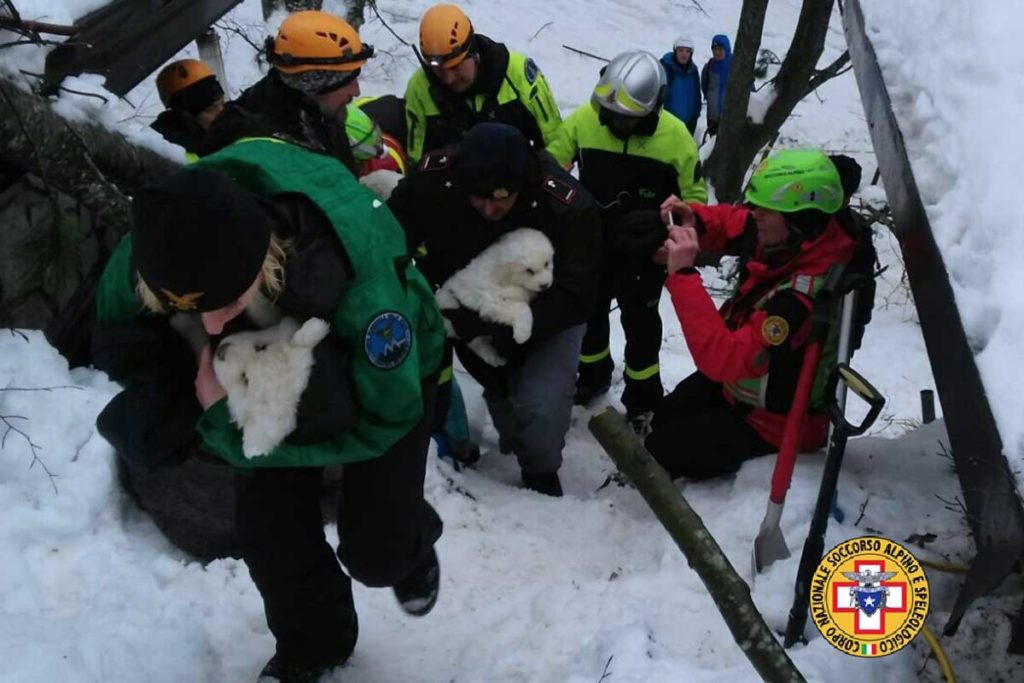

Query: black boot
<box><xmin>522</xmin><ymin>471</ymin><xmax>563</xmax><ymax>497</ymax></box>
<box><xmin>258</xmin><ymin>656</ymin><xmax>338</xmax><ymax>683</ymax></box>
<box><xmin>393</xmin><ymin>547</ymin><xmax>440</xmax><ymax>617</ymax></box>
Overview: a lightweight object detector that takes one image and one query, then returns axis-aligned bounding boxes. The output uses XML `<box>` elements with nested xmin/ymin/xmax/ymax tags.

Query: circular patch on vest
<box><xmin>364</xmin><ymin>311</ymin><xmax>412</xmax><ymax>369</ymax></box>
<box><xmin>761</xmin><ymin>315</ymin><xmax>790</xmax><ymax>346</ymax></box>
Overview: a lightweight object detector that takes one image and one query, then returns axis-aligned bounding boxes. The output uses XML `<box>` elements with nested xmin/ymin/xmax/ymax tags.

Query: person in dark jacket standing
<box><xmin>151</xmin><ymin>59</ymin><xmax>225</xmax><ymax>158</ymax></box>
<box><xmin>388</xmin><ymin>123</ymin><xmax>602</xmax><ymax>497</ymax></box>
<box><xmin>700</xmin><ymin>34</ymin><xmax>733</xmax><ymax>137</ymax></box>
<box><xmin>646</xmin><ymin>150</ymin><xmax>855</xmax><ymax>480</ymax></box>
<box><xmin>202</xmin><ymin>10</ymin><xmax>370</xmax><ymax>171</ymax></box>
<box><xmin>661</xmin><ymin>37</ymin><xmax>701</xmax><ymax>134</ymax></box>
<box><xmin>404</xmin><ymin>3</ymin><xmax>561</xmax><ymax>163</ymax></box>
<box><xmin>92</xmin><ymin>138</ymin><xmax>446</xmax><ymax>683</ymax></box>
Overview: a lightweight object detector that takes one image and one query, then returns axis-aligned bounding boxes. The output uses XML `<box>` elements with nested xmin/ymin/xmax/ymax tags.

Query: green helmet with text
<box><xmin>744</xmin><ymin>149</ymin><xmax>843</xmax><ymax>214</ymax></box>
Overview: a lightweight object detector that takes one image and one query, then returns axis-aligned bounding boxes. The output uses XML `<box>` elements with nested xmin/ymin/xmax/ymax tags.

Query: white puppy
<box><xmin>435</xmin><ymin>228</ymin><xmax>555</xmax><ymax>367</ymax></box>
<box><xmin>358</xmin><ymin>169</ymin><xmax>403</xmax><ymax>200</ymax></box>
<box><xmin>212</xmin><ymin>317</ymin><xmax>331</xmax><ymax>458</ymax></box>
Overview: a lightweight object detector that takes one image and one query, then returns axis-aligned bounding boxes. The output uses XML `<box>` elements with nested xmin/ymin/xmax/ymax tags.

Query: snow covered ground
<box><xmin>1</xmin><ymin>0</ymin><xmax>1021</xmax><ymax>681</ymax></box>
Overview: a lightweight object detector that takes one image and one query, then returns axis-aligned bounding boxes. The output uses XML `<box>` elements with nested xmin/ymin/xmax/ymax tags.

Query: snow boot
<box><xmin>522</xmin><ymin>471</ymin><xmax>563</xmax><ymax>497</ymax></box>
<box><xmin>257</xmin><ymin>656</ymin><xmax>339</xmax><ymax>683</ymax></box>
<box><xmin>393</xmin><ymin>548</ymin><xmax>440</xmax><ymax>617</ymax></box>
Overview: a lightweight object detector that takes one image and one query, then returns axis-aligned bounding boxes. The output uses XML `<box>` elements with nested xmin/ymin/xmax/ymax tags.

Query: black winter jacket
<box><xmin>200</xmin><ymin>71</ymin><xmax>357</xmax><ymax>172</ymax></box>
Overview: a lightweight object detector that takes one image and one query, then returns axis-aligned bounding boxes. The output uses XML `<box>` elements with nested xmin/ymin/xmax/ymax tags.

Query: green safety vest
<box><xmin>722</xmin><ymin>273</ymin><xmax>839</xmax><ymax>412</ymax></box>
<box><xmin>97</xmin><ymin>138</ymin><xmax>445</xmax><ymax>468</ymax></box>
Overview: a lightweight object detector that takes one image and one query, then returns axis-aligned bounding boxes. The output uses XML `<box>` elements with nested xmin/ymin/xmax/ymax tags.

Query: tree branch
<box><xmin>803</xmin><ymin>50</ymin><xmax>851</xmax><ymax>97</ymax></box>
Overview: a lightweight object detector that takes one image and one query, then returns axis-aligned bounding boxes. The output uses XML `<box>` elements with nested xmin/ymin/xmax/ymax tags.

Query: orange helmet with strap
<box><xmin>266</xmin><ymin>11</ymin><xmax>374</xmax><ymax>75</ymax></box>
<box><xmin>156</xmin><ymin>59</ymin><xmax>216</xmax><ymax>107</ymax></box>
<box><xmin>419</xmin><ymin>4</ymin><xmax>474</xmax><ymax>69</ymax></box>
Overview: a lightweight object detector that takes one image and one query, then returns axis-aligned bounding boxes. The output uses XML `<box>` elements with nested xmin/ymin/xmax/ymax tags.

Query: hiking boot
<box><xmin>627</xmin><ymin>410</ymin><xmax>654</xmax><ymax>439</ymax></box>
<box><xmin>574</xmin><ymin>380</ymin><xmax>611</xmax><ymax>406</ymax></box>
<box><xmin>393</xmin><ymin>548</ymin><xmax>440</xmax><ymax>617</ymax></box>
<box><xmin>522</xmin><ymin>471</ymin><xmax>563</xmax><ymax>497</ymax></box>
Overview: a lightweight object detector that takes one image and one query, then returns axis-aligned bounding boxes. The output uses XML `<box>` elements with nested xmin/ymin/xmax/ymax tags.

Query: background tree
<box><xmin>705</xmin><ymin>0</ymin><xmax>851</xmax><ymax>201</ymax></box>
<box><xmin>261</xmin><ymin>0</ymin><xmax>322</xmax><ymax>20</ymax></box>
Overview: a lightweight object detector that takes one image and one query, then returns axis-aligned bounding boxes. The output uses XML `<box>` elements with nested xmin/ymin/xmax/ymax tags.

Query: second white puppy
<box><xmin>435</xmin><ymin>228</ymin><xmax>555</xmax><ymax>367</ymax></box>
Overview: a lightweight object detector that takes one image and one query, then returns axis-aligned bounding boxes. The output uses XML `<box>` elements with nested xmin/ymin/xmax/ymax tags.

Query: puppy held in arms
<box><xmin>212</xmin><ymin>317</ymin><xmax>330</xmax><ymax>458</ymax></box>
<box><xmin>436</xmin><ymin>228</ymin><xmax>554</xmax><ymax>367</ymax></box>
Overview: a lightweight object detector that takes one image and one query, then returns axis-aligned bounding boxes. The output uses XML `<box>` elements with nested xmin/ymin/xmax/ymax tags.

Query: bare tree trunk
<box><xmin>588</xmin><ymin>408</ymin><xmax>806</xmax><ymax>683</ymax></box>
<box><xmin>706</xmin><ymin>0</ymin><xmax>844</xmax><ymax>202</ymax></box>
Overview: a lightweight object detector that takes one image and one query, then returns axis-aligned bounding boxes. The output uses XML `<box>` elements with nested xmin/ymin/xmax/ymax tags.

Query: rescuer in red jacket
<box><xmin>646</xmin><ymin>149</ymin><xmax>856</xmax><ymax>480</ymax></box>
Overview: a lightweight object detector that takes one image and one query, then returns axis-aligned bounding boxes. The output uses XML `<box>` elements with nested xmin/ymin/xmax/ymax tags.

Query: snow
<box><xmin>860</xmin><ymin>0</ymin><xmax>1024</xmax><ymax>490</ymax></box>
<box><xmin>1</xmin><ymin>0</ymin><xmax>1020</xmax><ymax>681</ymax></box>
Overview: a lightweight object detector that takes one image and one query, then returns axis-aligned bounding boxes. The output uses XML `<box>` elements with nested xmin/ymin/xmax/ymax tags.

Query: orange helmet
<box><xmin>266</xmin><ymin>11</ymin><xmax>373</xmax><ymax>75</ymax></box>
<box><xmin>419</xmin><ymin>4</ymin><xmax>474</xmax><ymax>69</ymax></box>
<box><xmin>156</xmin><ymin>59</ymin><xmax>216</xmax><ymax>108</ymax></box>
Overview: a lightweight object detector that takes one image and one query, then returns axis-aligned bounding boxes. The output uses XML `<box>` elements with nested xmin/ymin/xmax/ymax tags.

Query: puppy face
<box><xmin>499</xmin><ymin>229</ymin><xmax>555</xmax><ymax>292</ymax></box>
<box><xmin>212</xmin><ymin>319</ymin><xmax>300</xmax><ymax>395</ymax></box>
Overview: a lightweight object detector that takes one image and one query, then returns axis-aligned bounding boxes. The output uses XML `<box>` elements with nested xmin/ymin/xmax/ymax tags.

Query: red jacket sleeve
<box><xmin>690</xmin><ymin>204</ymin><xmax>752</xmax><ymax>252</ymax></box>
<box><xmin>666</xmin><ymin>271</ymin><xmax>771</xmax><ymax>383</ymax></box>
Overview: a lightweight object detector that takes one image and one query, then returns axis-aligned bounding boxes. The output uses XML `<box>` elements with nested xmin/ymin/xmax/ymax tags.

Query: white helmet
<box><xmin>673</xmin><ymin>36</ymin><xmax>695</xmax><ymax>50</ymax></box>
<box><xmin>591</xmin><ymin>50</ymin><xmax>667</xmax><ymax>118</ymax></box>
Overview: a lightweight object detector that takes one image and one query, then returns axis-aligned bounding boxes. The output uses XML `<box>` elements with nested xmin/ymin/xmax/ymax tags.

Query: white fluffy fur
<box><xmin>212</xmin><ymin>317</ymin><xmax>330</xmax><ymax>458</ymax></box>
<box><xmin>358</xmin><ymin>169</ymin><xmax>403</xmax><ymax>200</ymax></box>
<box><xmin>435</xmin><ymin>228</ymin><xmax>554</xmax><ymax>367</ymax></box>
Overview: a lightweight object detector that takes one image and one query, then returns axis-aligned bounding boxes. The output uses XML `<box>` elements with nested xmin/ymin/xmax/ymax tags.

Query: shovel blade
<box><xmin>753</xmin><ymin>501</ymin><xmax>791</xmax><ymax>574</ymax></box>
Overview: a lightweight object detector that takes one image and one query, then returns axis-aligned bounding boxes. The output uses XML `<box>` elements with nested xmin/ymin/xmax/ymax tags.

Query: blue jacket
<box><xmin>660</xmin><ymin>52</ymin><xmax>701</xmax><ymax>132</ymax></box>
<box><xmin>701</xmin><ymin>34</ymin><xmax>733</xmax><ymax>120</ymax></box>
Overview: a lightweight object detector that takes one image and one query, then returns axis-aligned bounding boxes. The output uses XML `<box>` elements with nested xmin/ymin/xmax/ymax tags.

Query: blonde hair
<box><xmin>136</xmin><ymin>233</ymin><xmax>291</xmax><ymax>313</ymax></box>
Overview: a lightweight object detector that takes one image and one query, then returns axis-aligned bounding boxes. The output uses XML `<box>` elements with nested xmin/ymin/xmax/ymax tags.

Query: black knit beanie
<box><xmin>131</xmin><ymin>168</ymin><xmax>272</xmax><ymax>312</ymax></box>
<box><xmin>456</xmin><ymin>123</ymin><xmax>531</xmax><ymax>199</ymax></box>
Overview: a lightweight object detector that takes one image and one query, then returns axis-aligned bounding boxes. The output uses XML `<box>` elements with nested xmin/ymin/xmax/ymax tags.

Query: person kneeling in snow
<box><xmin>647</xmin><ymin>149</ymin><xmax>857</xmax><ymax>480</ymax></box>
<box><xmin>388</xmin><ymin>123</ymin><xmax>602</xmax><ymax>497</ymax></box>
<box><xmin>92</xmin><ymin>138</ymin><xmax>446</xmax><ymax>682</ymax></box>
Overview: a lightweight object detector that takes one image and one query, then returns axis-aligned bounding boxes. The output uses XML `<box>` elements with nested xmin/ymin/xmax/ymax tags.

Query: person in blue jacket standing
<box><xmin>661</xmin><ymin>37</ymin><xmax>701</xmax><ymax>134</ymax></box>
<box><xmin>700</xmin><ymin>34</ymin><xmax>732</xmax><ymax>137</ymax></box>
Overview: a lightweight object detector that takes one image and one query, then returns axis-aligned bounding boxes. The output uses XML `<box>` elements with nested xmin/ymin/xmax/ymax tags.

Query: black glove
<box><xmin>487</xmin><ymin>322</ymin><xmax>519</xmax><ymax>360</ymax></box>
<box><xmin>441</xmin><ymin>307</ymin><xmax>492</xmax><ymax>341</ymax></box>
<box><xmin>615</xmin><ymin>209</ymin><xmax>667</xmax><ymax>262</ymax></box>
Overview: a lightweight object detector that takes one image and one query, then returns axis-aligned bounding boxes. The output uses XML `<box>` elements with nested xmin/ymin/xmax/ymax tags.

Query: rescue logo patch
<box><xmin>761</xmin><ymin>315</ymin><xmax>790</xmax><ymax>346</ymax></box>
<box><xmin>524</xmin><ymin>57</ymin><xmax>540</xmax><ymax>84</ymax></box>
<box><xmin>811</xmin><ymin>536</ymin><xmax>930</xmax><ymax>658</ymax></box>
<box><xmin>364</xmin><ymin>311</ymin><xmax>412</xmax><ymax>369</ymax></box>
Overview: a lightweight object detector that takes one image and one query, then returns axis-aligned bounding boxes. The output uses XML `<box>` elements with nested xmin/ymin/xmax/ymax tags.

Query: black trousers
<box><xmin>578</xmin><ymin>265</ymin><xmax>665</xmax><ymax>413</ymax></box>
<box><xmin>644</xmin><ymin>372</ymin><xmax>774</xmax><ymax>480</ymax></box>
<box><xmin>235</xmin><ymin>381</ymin><xmax>442</xmax><ymax>667</ymax></box>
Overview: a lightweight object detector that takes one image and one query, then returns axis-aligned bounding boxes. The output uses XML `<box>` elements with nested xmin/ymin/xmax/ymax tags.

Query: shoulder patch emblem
<box><xmin>420</xmin><ymin>151</ymin><xmax>452</xmax><ymax>172</ymax></box>
<box><xmin>524</xmin><ymin>57</ymin><xmax>540</xmax><ymax>85</ymax></box>
<box><xmin>543</xmin><ymin>175</ymin><xmax>576</xmax><ymax>205</ymax></box>
<box><xmin>761</xmin><ymin>315</ymin><xmax>790</xmax><ymax>346</ymax></box>
<box><xmin>364</xmin><ymin>311</ymin><xmax>412</xmax><ymax>369</ymax></box>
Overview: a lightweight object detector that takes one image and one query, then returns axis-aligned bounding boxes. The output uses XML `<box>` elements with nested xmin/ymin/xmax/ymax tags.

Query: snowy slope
<box><xmin>860</xmin><ymin>0</ymin><xmax>1024</xmax><ymax>490</ymax></box>
<box><xmin>3</xmin><ymin>0</ymin><xmax>1016</xmax><ymax>681</ymax></box>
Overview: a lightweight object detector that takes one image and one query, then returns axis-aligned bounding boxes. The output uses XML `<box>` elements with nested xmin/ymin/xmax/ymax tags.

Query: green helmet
<box><xmin>744</xmin><ymin>149</ymin><xmax>843</xmax><ymax>214</ymax></box>
<box><xmin>345</xmin><ymin>105</ymin><xmax>383</xmax><ymax>161</ymax></box>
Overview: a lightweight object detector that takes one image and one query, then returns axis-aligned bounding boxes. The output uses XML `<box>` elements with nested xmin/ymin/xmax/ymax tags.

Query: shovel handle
<box><xmin>827</xmin><ymin>363</ymin><xmax>885</xmax><ymax>436</ymax></box>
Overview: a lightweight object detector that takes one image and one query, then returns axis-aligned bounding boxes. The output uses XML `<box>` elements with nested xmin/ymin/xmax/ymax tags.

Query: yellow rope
<box><xmin>920</xmin><ymin>625</ymin><xmax>955</xmax><ymax>683</ymax></box>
